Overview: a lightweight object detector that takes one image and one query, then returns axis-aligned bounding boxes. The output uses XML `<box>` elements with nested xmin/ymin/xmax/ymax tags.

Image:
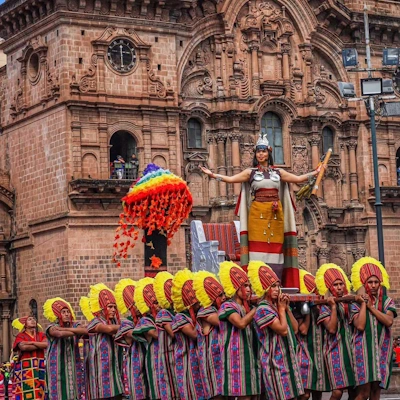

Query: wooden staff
<box><xmin>287</xmin><ymin>294</ymin><xmax>356</xmax><ymax>305</ymax></box>
<box><xmin>311</xmin><ymin>148</ymin><xmax>332</xmax><ymax>196</ymax></box>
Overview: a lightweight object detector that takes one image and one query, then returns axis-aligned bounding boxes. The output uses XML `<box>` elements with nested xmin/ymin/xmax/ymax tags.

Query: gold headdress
<box><xmin>248</xmin><ymin>260</ymin><xmax>279</xmax><ymax>298</ymax></box>
<box><xmin>134</xmin><ymin>277</ymin><xmax>158</xmax><ymax>317</ymax></box>
<box><xmin>79</xmin><ymin>296</ymin><xmax>95</xmax><ymax>321</ymax></box>
<box><xmin>193</xmin><ymin>271</ymin><xmax>224</xmax><ymax>308</ymax></box>
<box><xmin>299</xmin><ymin>270</ymin><xmax>317</xmax><ymax>295</ymax></box>
<box><xmin>115</xmin><ymin>278</ymin><xmax>137</xmax><ymax>315</ymax></box>
<box><xmin>43</xmin><ymin>297</ymin><xmax>76</xmax><ymax>324</ymax></box>
<box><xmin>172</xmin><ymin>269</ymin><xmax>198</xmax><ymax>313</ymax></box>
<box><xmin>219</xmin><ymin>261</ymin><xmax>249</xmax><ymax>298</ymax></box>
<box><xmin>351</xmin><ymin>256</ymin><xmax>389</xmax><ymax>292</ymax></box>
<box><xmin>315</xmin><ymin>263</ymin><xmax>351</xmax><ymax>296</ymax></box>
<box><xmin>12</xmin><ymin>317</ymin><xmax>43</xmax><ymax>332</ymax></box>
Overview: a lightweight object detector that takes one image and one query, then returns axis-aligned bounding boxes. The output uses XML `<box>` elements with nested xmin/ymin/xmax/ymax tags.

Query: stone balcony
<box><xmin>68</xmin><ymin>178</ymin><xmax>133</xmax><ymax>211</ymax></box>
<box><xmin>368</xmin><ymin>186</ymin><xmax>400</xmax><ymax>211</ymax></box>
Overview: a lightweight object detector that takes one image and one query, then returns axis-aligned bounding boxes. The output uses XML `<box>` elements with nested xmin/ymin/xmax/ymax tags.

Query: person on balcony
<box><xmin>114</xmin><ymin>155</ymin><xmax>125</xmax><ymax>179</ymax></box>
<box><xmin>131</xmin><ymin>153</ymin><xmax>140</xmax><ymax>180</ymax></box>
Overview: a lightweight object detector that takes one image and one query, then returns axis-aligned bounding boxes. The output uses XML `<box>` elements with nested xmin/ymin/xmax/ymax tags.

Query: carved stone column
<box><xmin>2</xmin><ymin>305</ymin><xmax>11</xmax><ymax>362</ymax></box>
<box><xmin>0</xmin><ymin>254</ymin><xmax>6</xmax><ymax>294</ymax></box>
<box><xmin>207</xmin><ymin>135</ymin><xmax>218</xmax><ymax>200</ymax></box>
<box><xmin>309</xmin><ymin>135</ymin><xmax>322</xmax><ymax>197</ymax></box>
<box><xmin>250</xmin><ymin>44</ymin><xmax>260</xmax><ymax>97</ymax></box>
<box><xmin>231</xmin><ymin>133</ymin><xmax>241</xmax><ymax>196</ymax></box>
<box><xmin>340</xmin><ymin>142</ymin><xmax>349</xmax><ymax>203</ymax></box>
<box><xmin>281</xmin><ymin>43</ymin><xmax>291</xmax><ymax>98</ymax></box>
<box><xmin>217</xmin><ymin>134</ymin><xmax>227</xmax><ymax>200</ymax></box>
<box><xmin>347</xmin><ymin>140</ymin><xmax>359</xmax><ymax>203</ymax></box>
<box><xmin>142</xmin><ymin>112</ymin><xmax>152</xmax><ymax>166</ymax></box>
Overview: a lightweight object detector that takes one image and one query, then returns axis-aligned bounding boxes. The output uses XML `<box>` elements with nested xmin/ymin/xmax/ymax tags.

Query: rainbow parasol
<box><xmin>113</xmin><ymin>164</ymin><xmax>193</xmax><ymax>266</ymax></box>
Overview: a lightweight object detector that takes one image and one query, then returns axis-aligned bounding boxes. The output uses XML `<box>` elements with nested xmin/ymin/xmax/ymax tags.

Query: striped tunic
<box><xmin>254</xmin><ymin>301</ymin><xmax>304</xmax><ymax>400</ymax></box>
<box><xmin>133</xmin><ymin>315</ymin><xmax>161</xmax><ymax>400</ymax></box>
<box><xmin>196</xmin><ymin>306</ymin><xmax>222</xmax><ymax>399</ymax></box>
<box><xmin>318</xmin><ymin>304</ymin><xmax>355</xmax><ymax>390</ymax></box>
<box><xmin>87</xmin><ymin>317</ymin><xmax>124</xmax><ymax>399</ymax></box>
<box><xmin>218</xmin><ymin>300</ymin><xmax>261</xmax><ymax>397</ymax></box>
<box><xmin>350</xmin><ymin>295</ymin><xmax>397</xmax><ymax>389</ymax></box>
<box><xmin>297</xmin><ymin>307</ymin><xmax>330</xmax><ymax>392</ymax></box>
<box><xmin>45</xmin><ymin>322</ymin><xmax>83</xmax><ymax>400</ymax></box>
<box><xmin>172</xmin><ymin>311</ymin><xmax>205</xmax><ymax>400</ymax></box>
<box><xmin>115</xmin><ymin>319</ymin><xmax>147</xmax><ymax>400</ymax></box>
<box><xmin>156</xmin><ymin>309</ymin><xmax>179</xmax><ymax>400</ymax></box>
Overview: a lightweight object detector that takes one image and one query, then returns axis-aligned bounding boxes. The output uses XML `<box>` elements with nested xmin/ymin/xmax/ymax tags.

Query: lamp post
<box><xmin>364</xmin><ymin>6</ymin><xmax>385</xmax><ymax>265</ymax></box>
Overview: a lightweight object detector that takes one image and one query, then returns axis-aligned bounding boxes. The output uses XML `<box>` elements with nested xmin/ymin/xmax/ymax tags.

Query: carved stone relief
<box><xmin>291</xmin><ymin>137</ymin><xmax>308</xmax><ymax>175</ymax></box>
<box><xmin>239</xmin><ymin>135</ymin><xmax>255</xmax><ymax>169</ymax></box>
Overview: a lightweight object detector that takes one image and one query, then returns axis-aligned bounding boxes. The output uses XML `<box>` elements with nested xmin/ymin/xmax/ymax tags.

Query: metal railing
<box><xmin>109</xmin><ymin>162</ymin><xmax>139</xmax><ymax>180</ymax></box>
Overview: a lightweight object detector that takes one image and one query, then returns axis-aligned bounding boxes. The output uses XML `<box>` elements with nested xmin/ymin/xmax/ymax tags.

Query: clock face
<box><xmin>107</xmin><ymin>39</ymin><xmax>137</xmax><ymax>73</ymax></box>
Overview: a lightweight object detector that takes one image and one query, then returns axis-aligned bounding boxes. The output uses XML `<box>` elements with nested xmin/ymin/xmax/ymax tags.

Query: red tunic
<box><xmin>13</xmin><ymin>331</ymin><xmax>46</xmax><ymax>359</ymax></box>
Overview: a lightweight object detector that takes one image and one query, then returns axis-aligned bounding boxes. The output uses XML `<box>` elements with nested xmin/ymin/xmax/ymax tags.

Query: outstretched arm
<box><xmin>200</xmin><ymin>166</ymin><xmax>252</xmax><ymax>184</ymax></box>
<box><xmin>279</xmin><ymin>168</ymin><xmax>319</xmax><ymax>184</ymax></box>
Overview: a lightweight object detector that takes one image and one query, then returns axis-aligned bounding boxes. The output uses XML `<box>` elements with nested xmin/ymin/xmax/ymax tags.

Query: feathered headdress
<box><xmin>79</xmin><ymin>296</ymin><xmax>95</xmax><ymax>322</ymax></box>
<box><xmin>351</xmin><ymin>256</ymin><xmax>389</xmax><ymax>292</ymax></box>
<box><xmin>134</xmin><ymin>278</ymin><xmax>158</xmax><ymax>319</ymax></box>
<box><xmin>43</xmin><ymin>297</ymin><xmax>76</xmax><ymax>325</ymax></box>
<box><xmin>219</xmin><ymin>261</ymin><xmax>249</xmax><ymax>298</ymax></box>
<box><xmin>113</xmin><ymin>164</ymin><xmax>193</xmax><ymax>266</ymax></box>
<box><xmin>115</xmin><ymin>278</ymin><xmax>137</xmax><ymax>316</ymax></box>
<box><xmin>88</xmin><ymin>283</ymin><xmax>120</xmax><ymax>324</ymax></box>
<box><xmin>255</xmin><ymin>132</ymin><xmax>270</xmax><ymax>149</ymax></box>
<box><xmin>299</xmin><ymin>270</ymin><xmax>317</xmax><ymax>295</ymax></box>
<box><xmin>172</xmin><ymin>269</ymin><xmax>198</xmax><ymax>315</ymax></box>
<box><xmin>315</xmin><ymin>264</ymin><xmax>351</xmax><ymax>296</ymax></box>
<box><xmin>193</xmin><ymin>271</ymin><xmax>224</xmax><ymax>308</ymax></box>
<box><xmin>12</xmin><ymin>317</ymin><xmax>42</xmax><ymax>332</ymax></box>
<box><xmin>154</xmin><ymin>271</ymin><xmax>174</xmax><ymax>309</ymax></box>
<box><xmin>248</xmin><ymin>260</ymin><xmax>279</xmax><ymax>298</ymax></box>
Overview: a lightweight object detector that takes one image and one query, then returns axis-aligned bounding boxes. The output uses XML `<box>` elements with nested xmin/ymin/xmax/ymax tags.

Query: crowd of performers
<box><xmin>9</xmin><ymin>256</ymin><xmax>396</xmax><ymax>400</ymax></box>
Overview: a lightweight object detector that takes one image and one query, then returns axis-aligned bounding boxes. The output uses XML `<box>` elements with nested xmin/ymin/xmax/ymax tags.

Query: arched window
<box><xmin>110</xmin><ymin>131</ymin><xmax>137</xmax><ymax>179</ymax></box>
<box><xmin>261</xmin><ymin>112</ymin><xmax>284</xmax><ymax>164</ymax></box>
<box><xmin>396</xmin><ymin>147</ymin><xmax>400</xmax><ymax>186</ymax></box>
<box><xmin>187</xmin><ymin>118</ymin><xmax>202</xmax><ymax>148</ymax></box>
<box><xmin>322</xmin><ymin>126</ymin><xmax>334</xmax><ymax>154</ymax></box>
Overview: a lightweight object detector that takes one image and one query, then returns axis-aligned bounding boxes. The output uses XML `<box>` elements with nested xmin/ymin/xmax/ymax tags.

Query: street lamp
<box><xmin>337</xmin><ymin>6</ymin><xmax>386</xmax><ymax>265</ymax></box>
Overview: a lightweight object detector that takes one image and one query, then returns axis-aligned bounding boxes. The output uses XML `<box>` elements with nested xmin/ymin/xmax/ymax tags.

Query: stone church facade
<box><xmin>0</xmin><ymin>0</ymin><xmax>399</xmax><ymax>359</ymax></box>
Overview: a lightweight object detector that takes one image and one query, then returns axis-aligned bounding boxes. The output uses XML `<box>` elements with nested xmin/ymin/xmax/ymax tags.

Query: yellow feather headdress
<box><xmin>315</xmin><ymin>263</ymin><xmax>351</xmax><ymax>296</ymax></box>
<box><xmin>154</xmin><ymin>271</ymin><xmax>174</xmax><ymax>309</ymax></box>
<box><xmin>12</xmin><ymin>317</ymin><xmax>43</xmax><ymax>332</ymax></box>
<box><xmin>134</xmin><ymin>277</ymin><xmax>156</xmax><ymax>315</ymax></box>
<box><xmin>79</xmin><ymin>296</ymin><xmax>95</xmax><ymax>321</ymax></box>
<box><xmin>193</xmin><ymin>270</ymin><xmax>224</xmax><ymax>308</ymax></box>
<box><xmin>248</xmin><ymin>261</ymin><xmax>279</xmax><ymax>297</ymax></box>
<box><xmin>115</xmin><ymin>278</ymin><xmax>137</xmax><ymax>315</ymax></box>
<box><xmin>172</xmin><ymin>269</ymin><xmax>196</xmax><ymax>313</ymax></box>
<box><xmin>351</xmin><ymin>256</ymin><xmax>390</xmax><ymax>292</ymax></box>
<box><xmin>219</xmin><ymin>261</ymin><xmax>248</xmax><ymax>298</ymax></box>
<box><xmin>43</xmin><ymin>297</ymin><xmax>76</xmax><ymax>323</ymax></box>
<box><xmin>299</xmin><ymin>270</ymin><xmax>317</xmax><ymax>295</ymax></box>
<box><xmin>88</xmin><ymin>283</ymin><xmax>116</xmax><ymax>314</ymax></box>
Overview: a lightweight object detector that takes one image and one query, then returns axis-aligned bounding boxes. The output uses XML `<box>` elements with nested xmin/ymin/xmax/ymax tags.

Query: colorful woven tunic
<box><xmin>115</xmin><ymin>319</ymin><xmax>147</xmax><ymax>400</ymax></box>
<box><xmin>45</xmin><ymin>322</ymin><xmax>83</xmax><ymax>400</ymax></box>
<box><xmin>253</xmin><ymin>301</ymin><xmax>303</xmax><ymax>400</ymax></box>
<box><xmin>172</xmin><ymin>311</ymin><xmax>205</xmax><ymax>400</ymax></box>
<box><xmin>87</xmin><ymin>316</ymin><xmax>124</xmax><ymax>399</ymax></box>
<box><xmin>132</xmin><ymin>315</ymin><xmax>161</xmax><ymax>400</ymax></box>
<box><xmin>218</xmin><ymin>300</ymin><xmax>261</xmax><ymax>397</ymax></box>
<box><xmin>350</xmin><ymin>295</ymin><xmax>397</xmax><ymax>389</ymax></box>
<box><xmin>297</xmin><ymin>307</ymin><xmax>330</xmax><ymax>392</ymax></box>
<box><xmin>318</xmin><ymin>304</ymin><xmax>355</xmax><ymax>390</ymax></box>
<box><xmin>156</xmin><ymin>309</ymin><xmax>179</xmax><ymax>400</ymax></box>
<box><xmin>196</xmin><ymin>306</ymin><xmax>222</xmax><ymax>399</ymax></box>
<box><xmin>13</xmin><ymin>331</ymin><xmax>47</xmax><ymax>400</ymax></box>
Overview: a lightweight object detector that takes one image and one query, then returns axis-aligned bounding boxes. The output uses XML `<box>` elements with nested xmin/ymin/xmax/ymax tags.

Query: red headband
<box><xmin>51</xmin><ymin>300</ymin><xmax>71</xmax><ymax>320</ymax></box>
<box><xmin>204</xmin><ymin>277</ymin><xmax>224</xmax><ymax>302</ymax></box>
<box><xmin>230</xmin><ymin>268</ymin><xmax>249</xmax><ymax>291</ymax></box>
<box><xmin>259</xmin><ymin>266</ymin><xmax>279</xmax><ymax>290</ymax></box>
<box><xmin>99</xmin><ymin>289</ymin><xmax>117</xmax><ymax>310</ymax></box>
<box><xmin>324</xmin><ymin>269</ymin><xmax>345</xmax><ymax>292</ymax></box>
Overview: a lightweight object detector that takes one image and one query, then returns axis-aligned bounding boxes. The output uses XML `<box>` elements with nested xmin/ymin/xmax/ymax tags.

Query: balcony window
<box><xmin>109</xmin><ymin>131</ymin><xmax>138</xmax><ymax>180</ymax></box>
<box><xmin>187</xmin><ymin>118</ymin><xmax>202</xmax><ymax>148</ymax></box>
<box><xmin>322</xmin><ymin>126</ymin><xmax>334</xmax><ymax>154</ymax></box>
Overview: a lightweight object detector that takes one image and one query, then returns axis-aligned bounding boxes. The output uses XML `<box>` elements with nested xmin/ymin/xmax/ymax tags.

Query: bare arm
<box><xmin>92</xmin><ymin>323</ymin><xmax>120</xmax><ymax>335</ymax></box>
<box><xmin>48</xmin><ymin>326</ymin><xmax>75</xmax><ymax>339</ymax></box>
<box><xmin>144</xmin><ymin>329</ymin><xmax>158</xmax><ymax>342</ymax></box>
<box><xmin>352</xmin><ymin>295</ymin><xmax>368</xmax><ymax>332</ymax></box>
<box><xmin>227</xmin><ymin>308</ymin><xmax>256</xmax><ymax>330</ymax></box>
<box><xmin>368</xmin><ymin>301</ymin><xmax>394</xmax><ymax>328</ymax></box>
<box><xmin>322</xmin><ymin>300</ymin><xmax>338</xmax><ymax>334</ymax></box>
<box><xmin>200</xmin><ymin>166</ymin><xmax>252</xmax><ymax>184</ymax></box>
<box><xmin>298</xmin><ymin>314</ymin><xmax>310</xmax><ymax>336</ymax></box>
<box><xmin>279</xmin><ymin>168</ymin><xmax>319</xmax><ymax>184</ymax></box>
<box><xmin>181</xmin><ymin>324</ymin><xmax>197</xmax><ymax>340</ymax></box>
<box><xmin>202</xmin><ymin>313</ymin><xmax>220</xmax><ymax>327</ymax></box>
<box><xmin>164</xmin><ymin>322</ymin><xmax>175</xmax><ymax>339</ymax></box>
